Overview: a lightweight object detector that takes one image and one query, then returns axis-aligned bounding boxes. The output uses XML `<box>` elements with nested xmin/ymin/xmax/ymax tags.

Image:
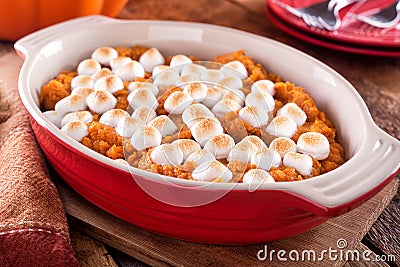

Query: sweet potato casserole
<box><xmin>39</xmin><ymin>45</ymin><xmax>345</xmax><ymax>184</ymax></box>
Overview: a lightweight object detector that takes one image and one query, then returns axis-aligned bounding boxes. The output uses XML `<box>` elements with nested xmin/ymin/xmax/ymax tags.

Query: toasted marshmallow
<box><xmin>91</xmin><ymin>46</ymin><xmax>118</xmax><ymax>65</ymax></box>
<box><xmin>201</xmin><ymin>87</ymin><xmax>224</xmax><ymax>108</ymax></box>
<box><xmin>94</xmin><ymin>75</ymin><xmax>124</xmax><ymax>93</ymax></box>
<box><xmin>218</xmin><ymin>76</ymin><xmax>243</xmax><ymax>91</ymax></box>
<box><xmin>200</xmin><ymin>69</ymin><xmax>225</xmax><ymax>83</ymax></box>
<box><xmin>251</xmin><ymin>148</ymin><xmax>281</xmax><ymax>171</ymax></box>
<box><xmin>99</xmin><ymin>109</ymin><xmax>130</xmax><ymax>127</ymax></box>
<box><xmin>211</xmin><ymin>98</ymin><xmax>241</xmax><ymax>118</ymax></box>
<box><xmin>192</xmin><ymin>160</ymin><xmax>233</xmax><ymax>182</ymax></box>
<box><xmin>181</xmin><ymin>63</ymin><xmax>206</xmax><ymax>76</ymax></box>
<box><xmin>297</xmin><ymin>132</ymin><xmax>330</xmax><ymax>160</ymax></box>
<box><xmin>128</xmin><ymin>82</ymin><xmax>159</xmax><ymax>95</ymax></box>
<box><xmin>55</xmin><ymin>94</ymin><xmax>87</xmax><ymax>115</ymax></box>
<box><xmin>86</xmin><ymin>90</ymin><xmax>117</xmax><ymax>114</ymax></box>
<box><xmin>220</xmin><ymin>61</ymin><xmax>248</xmax><ymax>79</ymax></box>
<box><xmin>130</xmin><ymin>125</ymin><xmax>162</xmax><ymax>151</ymax></box>
<box><xmin>43</xmin><ymin>110</ymin><xmax>63</xmax><ymax>128</ymax></box>
<box><xmin>185</xmin><ymin>149</ymin><xmax>216</xmax><ymax>165</ymax></box>
<box><xmin>241</xmin><ymin>135</ymin><xmax>267</xmax><ymax>151</ymax></box>
<box><xmin>265</xmin><ymin>115</ymin><xmax>297</xmax><ymax>138</ymax></box>
<box><xmin>77</xmin><ymin>59</ymin><xmax>101</xmax><ymax>76</ymax></box>
<box><xmin>128</xmin><ymin>88</ymin><xmax>158</xmax><ymax>110</ymax></box>
<box><xmin>169</xmin><ymin>54</ymin><xmax>192</xmax><ymax>70</ymax></box>
<box><xmin>115</xmin><ymin>117</ymin><xmax>145</xmax><ymax>138</ymax></box>
<box><xmin>163</xmin><ymin>91</ymin><xmax>193</xmax><ymax>114</ymax></box>
<box><xmin>182</xmin><ymin>82</ymin><xmax>207</xmax><ymax>102</ymax></box>
<box><xmin>221</xmin><ymin>90</ymin><xmax>245</xmax><ymax>107</ymax></box>
<box><xmin>269</xmin><ymin>137</ymin><xmax>297</xmax><ymax>157</ymax></box>
<box><xmin>91</xmin><ymin>68</ymin><xmax>113</xmax><ymax>82</ymax></box>
<box><xmin>139</xmin><ymin>47</ymin><xmax>165</xmax><ymax>72</ymax></box>
<box><xmin>131</xmin><ymin>106</ymin><xmax>157</xmax><ymax>123</ymax></box>
<box><xmin>242</xmin><ymin>169</ymin><xmax>275</xmax><ymax>184</ymax></box>
<box><xmin>190</xmin><ymin>117</ymin><xmax>224</xmax><ymax>146</ymax></box>
<box><xmin>114</xmin><ymin>60</ymin><xmax>145</xmax><ymax>81</ymax></box>
<box><xmin>61</xmin><ymin>120</ymin><xmax>88</xmax><ymax>142</ymax></box>
<box><xmin>148</xmin><ymin>115</ymin><xmax>178</xmax><ymax>137</ymax></box>
<box><xmin>152</xmin><ymin>65</ymin><xmax>172</xmax><ymax>77</ymax></box>
<box><xmin>71</xmin><ymin>87</ymin><xmax>95</xmax><ymax>98</ymax></box>
<box><xmin>110</xmin><ymin>56</ymin><xmax>133</xmax><ymax>71</ymax></box>
<box><xmin>114</xmin><ymin>158</ymin><xmax>130</xmax><ymax>166</ymax></box>
<box><xmin>61</xmin><ymin>111</ymin><xmax>93</xmax><ymax>128</ymax></box>
<box><xmin>245</xmin><ymin>92</ymin><xmax>275</xmax><ymax>112</ymax></box>
<box><xmin>171</xmin><ymin>139</ymin><xmax>201</xmax><ymax>160</ymax></box>
<box><xmin>203</xmin><ymin>133</ymin><xmax>235</xmax><ymax>159</ymax></box>
<box><xmin>239</xmin><ymin>106</ymin><xmax>269</xmax><ymax>128</ymax></box>
<box><xmin>150</xmin><ymin>144</ymin><xmax>183</xmax><ymax>166</ymax></box>
<box><xmin>71</xmin><ymin>75</ymin><xmax>94</xmax><ymax>89</ymax></box>
<box><xmin>153</xmin><ymin>69</ymin><xmax>180</xmax><ymax>87</ymax></box>
<box><xmin>182</xmin><ymin>103</ymin><xmax>215</xmax><ymax>128</ymax></box>
<box><xmin>251</xmin><ymin>79</ymin><xmax>275</xmax><ymax>95</ymax></box>
<box><xmin>283</xmin><ymin>152</ymin><xmax>313</xmax><ymax>176</ymax></box>
<box><xmin>227</xmin><ymin>140</ymin><xmax>258</xmax><ymax>163</ymax></box>
<box><xmin>277</xmin><ymin>102</ymin><xmax>307</xmax><ymax>126</ymax></box>
<box><xmin>176</xmin><ymin>73</ymin><xmax>201</xmax><ymax>87</ymax></box>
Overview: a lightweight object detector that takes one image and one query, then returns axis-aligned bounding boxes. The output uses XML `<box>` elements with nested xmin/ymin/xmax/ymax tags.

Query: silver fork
<box><xmin>274</xmin><ymin>0</ymin><xmax>359</xmax><ymax>31</ymax></box>
<box><xmin>357</xmin><ymin>0</ymin><xmax>400</xmax><ymax>28</ymax></box>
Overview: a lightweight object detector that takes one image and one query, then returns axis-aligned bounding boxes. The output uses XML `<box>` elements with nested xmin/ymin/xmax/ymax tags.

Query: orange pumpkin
<box><xmin>0</xmin><ymin>0</ymin><xmax>127</xmax><ymax>41</ymax></box>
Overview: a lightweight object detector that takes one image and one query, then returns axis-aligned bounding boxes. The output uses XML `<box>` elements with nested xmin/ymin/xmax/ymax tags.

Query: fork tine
<box><xmin>311</xmin><ymin>16</ymin><xmax>325</xmax><ymax>29</ymax></box>
<box><xmin>302</xmin><ymin>14</ymin><xmax>314</xmax><ymax>27</ymax></box>
<box><xmin>302</xmin><ymin>15</ymin><xmax>315</xmax><ymax>28</ymax></box>
<box><xmin>304</xmin><ymin>14</ymin><xmax>323</xmax><ymax>29</ymax></box>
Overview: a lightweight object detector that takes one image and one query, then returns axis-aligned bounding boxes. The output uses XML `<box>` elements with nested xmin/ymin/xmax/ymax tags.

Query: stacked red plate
<box><xmin>266</xmin><ymin>0</ymin><xmax>400</xmax><ymax>56</ymax></box>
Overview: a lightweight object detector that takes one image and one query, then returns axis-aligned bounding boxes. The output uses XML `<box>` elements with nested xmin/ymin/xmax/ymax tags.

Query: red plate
<box><xmin>266</xmin><ymin>5</ymin><xmax>400</xmax><ymax>56</ymax></box>
<box><xmin>268</xmin><ymin>0</ymin><xmax>400</xmax><ymax>48</ymax></box>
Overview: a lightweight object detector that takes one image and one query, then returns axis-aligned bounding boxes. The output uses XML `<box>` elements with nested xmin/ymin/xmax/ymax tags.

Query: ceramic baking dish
<box><xmin>15</xmin><ymin>15</ymin><xmax>400</xmax><ymax>244</ymax></box>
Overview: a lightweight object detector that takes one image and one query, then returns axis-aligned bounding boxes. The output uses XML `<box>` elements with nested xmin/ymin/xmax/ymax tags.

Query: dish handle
<box><xmin>289</xmin><ymin>124</ymin><xmax>400</xmax><ymax>217</ymax></box>
<box><xmin>14</xmin><ymin>15</ymin><xmax>113</xmax><ymax>59</ymax></box>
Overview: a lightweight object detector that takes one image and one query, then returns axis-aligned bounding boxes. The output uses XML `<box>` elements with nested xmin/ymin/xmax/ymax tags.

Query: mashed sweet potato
<box><xmin>39</xmin><ymin>71</ymin><xmax>76</xmax><ymax>110</ymax></box>
<box><xmin>40</xmin><ymin>46</ymin><xmax>345</xmax><ymax>183</ymax></box>
<box><xmin>81</xmin><ymin>121</ymin><xmax>124</xmax><ymax>159</ymax></box>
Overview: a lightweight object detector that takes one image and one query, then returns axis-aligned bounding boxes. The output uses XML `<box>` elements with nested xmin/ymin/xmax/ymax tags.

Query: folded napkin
<box><xmin>0</xmin><ymin>60</ymin><xmax>78</xmax><ymax>265</ymax></box>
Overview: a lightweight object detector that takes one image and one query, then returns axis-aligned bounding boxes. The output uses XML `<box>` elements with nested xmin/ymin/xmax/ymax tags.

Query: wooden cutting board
<box><xmin>54</xmin><ymin>175</ymin><xmax>398</xmax><ymax>267</ymax></box>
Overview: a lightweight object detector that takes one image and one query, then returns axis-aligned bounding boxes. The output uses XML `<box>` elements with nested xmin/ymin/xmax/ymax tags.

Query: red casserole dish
<box><xmin>15</xmin><ymin>16</ymin><xmax>400</xmax><ymax>244</ymax></box>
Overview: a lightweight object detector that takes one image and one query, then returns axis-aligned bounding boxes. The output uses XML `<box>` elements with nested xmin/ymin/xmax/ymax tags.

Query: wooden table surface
<box><xmin>1</xmin><ymin>0</ymin><xmax>399</xmax><ymax>266</ymax></box>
